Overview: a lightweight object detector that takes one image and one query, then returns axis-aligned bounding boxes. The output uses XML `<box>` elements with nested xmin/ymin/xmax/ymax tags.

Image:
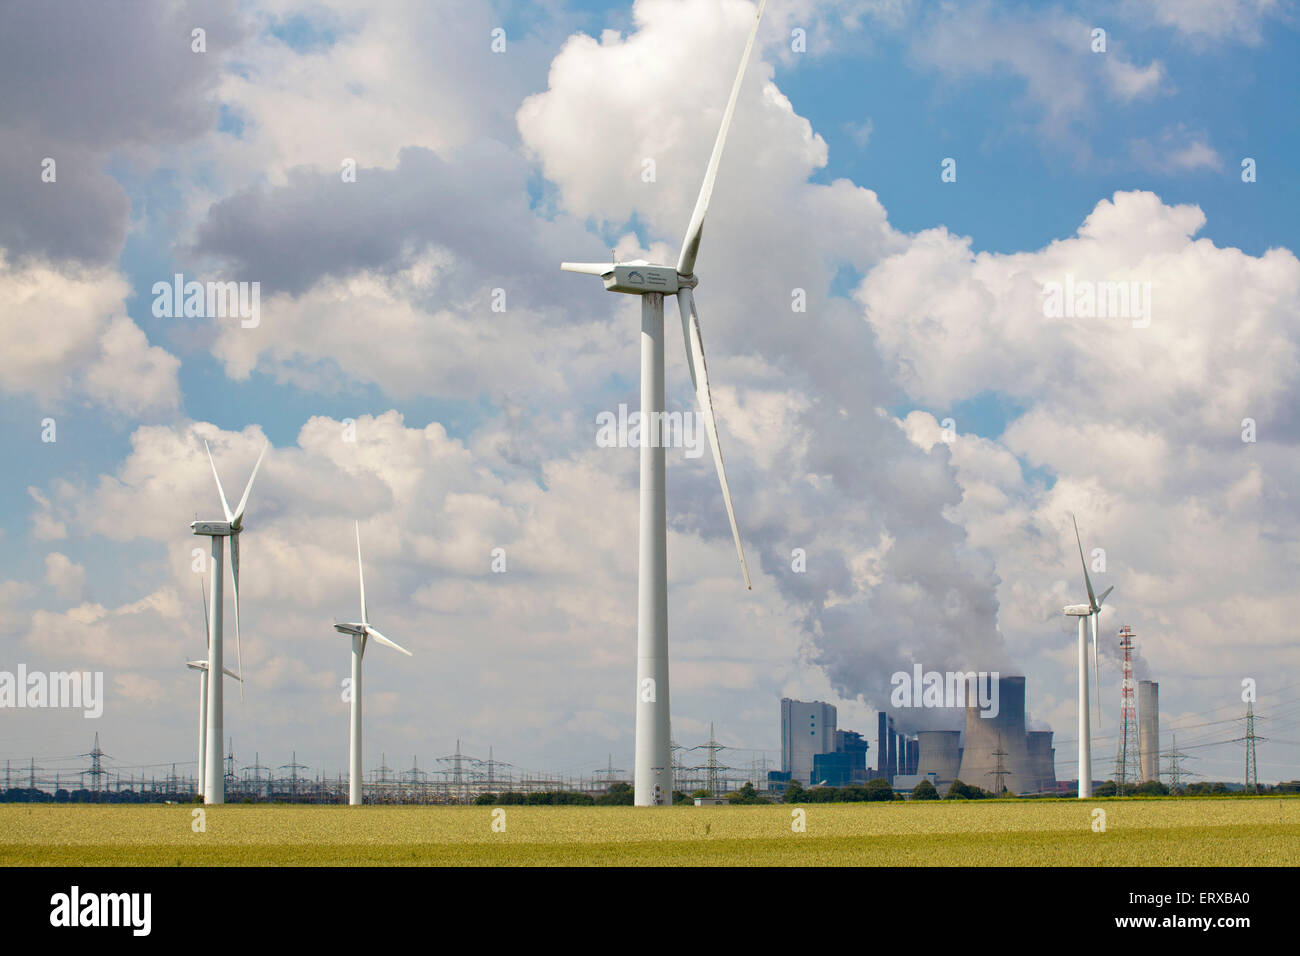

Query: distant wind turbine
<box><xmin>333</xmin><ymin>523</ymin><xmax>412</xmax><ymax>806</ymax></box>
<box><xmin>559</xmin><ymin>0</ymin><xmax>766</xmax><ymax>805</ymax></box>
<box><xmin>187</xmin><ymin>577</ymin><xmax>240</xmax><ymax>797</ymax></box>
<box><xmin>1062</xmin><ymin>513</ymin><xmax>1114</xmax><ymax>799</ymax></box>
<box><xmin>190</xmin><ymin>438</ymin><xmax>267</xmax><ymax>804</ymax></box>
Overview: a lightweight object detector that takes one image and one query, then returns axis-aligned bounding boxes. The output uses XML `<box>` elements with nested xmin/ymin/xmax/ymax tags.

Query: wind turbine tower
<box><xmin>332</xmin><ymin>522</ymin><xmax>412</xmax><ymax>806</ymax></box>
<box><xmin>560</xmin><ymin>0</ymin><xmax>765</xmax><ymax>807</ymax></box>
<box><xmin>1061</xmin><ymin>514</ymin><xmax>1114</xmax><ymax>799</ymax></box>
<box><xmin>191</xmin><ymin>439</ymin><xmax>267</xmax><ymax>803</ymax></box>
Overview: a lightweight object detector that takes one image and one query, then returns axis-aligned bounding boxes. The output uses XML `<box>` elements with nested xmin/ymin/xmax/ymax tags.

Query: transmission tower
<box><xmin>475</xmin><ymin>746</ymin><xmax>514</xmax><ymax>792</ymax></box>
<box><xmin>1243</xmin><ymin>702</ymin><xmax>1268</xmax><ymax>792</ymax></box>
<box><xmin>988</xmin><ymin>735</ymin><xmax>1009</xmax><ymax>795</ymax></box>
<box><xmin>244</xmin><ymin>752</ymin><xmax>272</xmax><ymax>799</ymax></box>
<box><xmin>80</xmin><ymin>733</ymin><xmax>109</xmax><ymax>793</ymax></box>
<box><xmin>403</xmin><ymin>756</ymin><xmax>430</xmax><ymax>803</ymax></box>
<box><xmin>1164</xmin><ymin>733</ymin><xmax>1196</xmax><ymax>790</ymax></box>
<box><xmin>594</xmin><ymin>753</ymin><xmax>627</xmax><ymax>788</ymax></box>
<box><xmin>225</xmin><ymin>737</ymin><xmax>236</xmax><ymax>789</ymax></box>
<box><xmin>437</xmin><ymin>740</ymin><xmax>473</xmax><ymax>803</ymax></box>
<box><xmin>280</xmin><ymin>751</ymin><xmax>308</xmax><ymax>801</ymax></box>
<box><xmin>1113</xmin><ymin>626</ymin><xmax>1141</xmax><ymax>790</ymax></box>
<box><xmin>689</xmin><ymin>723</ymin><xmax>733</xmax><ymax>795</ymax></box>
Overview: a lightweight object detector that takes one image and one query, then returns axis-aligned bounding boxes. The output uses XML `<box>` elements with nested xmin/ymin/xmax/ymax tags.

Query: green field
<box><xmin>3</xmin><ymin>798</ymin><xmax>1298</xmax><ymax>866</ymax></box>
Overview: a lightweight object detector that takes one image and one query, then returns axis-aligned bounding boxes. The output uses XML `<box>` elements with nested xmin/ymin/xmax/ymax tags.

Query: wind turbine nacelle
<box><xmin>334</xmin><ymin>622</ymin><xmax>365</xmax><ymax>637</ymax></box>
<box><xmin>191</xmin><ymin>520</ymin><xmax>234</xmax><ymax>536</ymax></box>
<box><xmin>1063</xmin><ymin>604</ymin><xmax>1092</xmax><ymax>616</ymax></box>
<box><xmin>604</xmin><ymin>264</ymin><xmax>680</xmax><ymax>295</ymax></box>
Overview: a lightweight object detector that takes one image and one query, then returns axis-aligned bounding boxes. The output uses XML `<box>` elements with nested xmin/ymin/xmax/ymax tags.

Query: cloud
<box><xmin>43</xmin><ymin>553</ymin><xmax>86</xmax><ymax>603</ymax></box>
<box><xmin>0</xmin><ymin>255</ymin><xmax>180</xmax><ymax>416</ymax></box>
<box><xmin>859</xmin><ymin>190</ymin><xmax>1300</xmax><ymax>728</ymax></box>
<box><xmin>913</xmin><ymin>3</ymin><xmax>1167</xmax><ymax>146</ymax></box>
<box><xmin>1138</xmin><ymin>0</ymin><xmax>1287</xmax><ymax>47</ymax></box>
<box><xmin>1130</xmin><ymin>126</ymin><xmax>1223</xmax><ymax>173</ymax></box>
<box><xmin>0</xmin><ymin>0</ymin><xmax>247</xmax><ymax>265</ymax></box>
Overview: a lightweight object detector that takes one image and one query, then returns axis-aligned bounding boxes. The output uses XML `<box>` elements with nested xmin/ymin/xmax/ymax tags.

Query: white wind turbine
<box><xmin>187</xmin><ymin>578</ymin><xmax>240</xmax><ymax>798</ymax></box>
<box><xmin>333</xmin><ymin>523</ymin><xmax>412</xmax><ymax>806</ymax></box>
<box><xmin>560</xmin><ymin>0</ymin><xmax>765</xmax><ymax>805</ymax></box>
<box><xmin>190</xmin><ymin>439</ymin><xmax>267</xmax><ymax>804</ymax></box>
<box><xmin>1062</xmin><ymin>513</ymin><xmax>1114</xmax><ymax>799</ymax></box>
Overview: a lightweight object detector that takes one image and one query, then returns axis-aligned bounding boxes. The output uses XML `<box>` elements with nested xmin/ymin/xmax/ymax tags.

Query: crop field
<box><xmin>2</xmin><ymin>798</ymin><xmax>1298</xmax><ymax>866</ymax></box>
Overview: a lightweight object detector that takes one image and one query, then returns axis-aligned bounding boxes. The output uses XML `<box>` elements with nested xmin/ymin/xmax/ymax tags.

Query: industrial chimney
<box><xmin>1138</xmin><ymin>681</ymin><xmax>1159</xmax><ymax>782</ymax></box>
<box><xmin>1025</xmin><ymin>730</ymin><xmax>1057</xmax><ymax>794</ymax></box>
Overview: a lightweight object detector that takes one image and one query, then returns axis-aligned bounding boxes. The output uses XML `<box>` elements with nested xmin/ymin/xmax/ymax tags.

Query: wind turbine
<box><xmin>187</xmin><ymin>578</ymin><xmax>240</xmax><ymax>797</ymax></box>
<box><xmin>559</xmin><ymin>0</ymin><xmax>764</xmax><ymax>805</ymax></box>
<box><xmin>190</xmin><ymin>438</ymin><xmax>267</xmax><ymax>804</ymax></box>
<box><xmin>1062</xmin><ymin>513</ymin><xmax>1114</xmax><ymax>799</ymax></box>
<box><xmin>333</xmin><ymin>522</ymin><xmax>412</xmax><ymax>806</ymax></box>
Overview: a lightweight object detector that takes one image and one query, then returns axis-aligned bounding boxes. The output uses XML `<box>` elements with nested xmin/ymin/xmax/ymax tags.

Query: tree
<box><xmin>727</xmin><ymin>781</ymin><xmax>768</xmax><ymax>805</ymax></box>
<box><xmin>1094</xmin><ymin>780</ymin><xmax>1118</xmax><ymax>797</ymax></box>
<box><xmin>1135</xmin><ymin>780</ymin><xmax>1168</xmax><ymax>796</ymax></box>
<box><xmin>474</xmin><ymin>792</ymin><xmax>497</xmax><ymax>805</ymax></box>
<box><xmin>865</xmin><ymin>778</ymin><xmax>894</xmax><ymax>802</ymax></box>
<box><xmin>784</xmin><ymin>780</ymin><xmax>806</xmax><ymax>803</ymax></box>
<box><xmin>596</xmin><ymin>782</ymin><xmax>634</xmax><ymax>806</ymax></box>
<box><xmin>911</xmin><ymin>779</ymin><xmax>938</xmax><ymax>800</ymax></box>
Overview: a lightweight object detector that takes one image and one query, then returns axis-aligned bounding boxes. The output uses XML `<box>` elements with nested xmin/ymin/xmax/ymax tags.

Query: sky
<box><xmin>2</xmin><ymin>0</ymin><xmax>1298</xmax><ymax>789</ymax></box>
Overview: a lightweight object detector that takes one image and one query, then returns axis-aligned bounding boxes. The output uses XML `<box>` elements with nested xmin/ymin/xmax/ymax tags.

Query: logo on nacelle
<box><xmin>627</xmin><ymin>270</ymin><xmax>645</xmax><ymax>284</ymax></box>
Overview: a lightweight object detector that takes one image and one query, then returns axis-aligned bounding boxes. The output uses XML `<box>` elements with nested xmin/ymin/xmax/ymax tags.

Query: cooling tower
<box><xmin>1026</xmin><ymin>731</ymin><xmax>1057</xmax><ymax>794</ymax></box>
<box><xmin>1139</xmin><ymin>681</ymin><xmax>1159</xmax><ymax>782</ymax></box>
<box><xmin>955</xmin><ymin>675</ymin><xmax>1032</xmax><ymax>794</ymax></box>
<box><xmin>916</xmin><ymin>731</ymin><xmax>962</xmax><ymax>784</ymax></box>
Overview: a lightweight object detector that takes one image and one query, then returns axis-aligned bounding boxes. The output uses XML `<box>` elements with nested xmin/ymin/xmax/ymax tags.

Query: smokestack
<box><xmin>956</xmin><ymin>675</ymin><xmax>1032</xmax><ymax>794</ymax></box>
<box><xmin>1026</xmin><ymin>731</ymin><xmax>1057</xmax><ymax>794</ymax></box>
<box><xmin>916</xmin><ymin>731</ymin><xmax>961</xmax><ymax>784</ymax></box>
<box><xmin>877</xmin><ymin>712</ymin><xmax>888</xmax><ymax>773</ymax></box>
<box><xmin>1139</xmin><ymin>681</ymin><xmax>1159</xmax><ymax>782</ymax></box>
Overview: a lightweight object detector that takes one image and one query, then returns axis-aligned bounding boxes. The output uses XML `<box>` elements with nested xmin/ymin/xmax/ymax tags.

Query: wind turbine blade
<box><xmin>677</xmin><ymin>288</ymin><xmax>751</xmax><ymax>589</ymax></box>
<box><xmin>1071</xmin><ymin>513</ymin><xmax>1097</xmax><ymax>609</ymax></box>
<box><xmin>205</xmin><ymin>441</ymin><xmax>234</xmax><ymax>523</ymax></box>
<box><xmin>1096</xmin><ymin>584</ymin><xmax>1114</xmax><ymax>607</ymax></box>
<box><xmin>231</xmin><ymin>442</ymin><xmax>268</xmax><ymax>527</ymax></box>
<box><xmin>355</xmin><ymin>521</ymin><xmax>367</xmax><ymax>625</ymax></box>
<box><xmin>560</xmin><ymin>262</ymin><xmax>614</xmax><ymax>276</ymax></box>
<box><xmin>231</xmin><ymin>534</ymin><xmax>244</xmax><ymax>702</ymax></box>
<box><xmin>221</xmin><ymin>667</ymin><xmax>242</xmax><ymax>681</ymax></box>
<box><xmin>364</xmin><ymin>626</ymin><xmax>412</xmax><ymax>657</ymax></box>
<box><xmin>676</xmin><ymin>0</ymin><xmax>767</xmax><ymax>277</ymax></box>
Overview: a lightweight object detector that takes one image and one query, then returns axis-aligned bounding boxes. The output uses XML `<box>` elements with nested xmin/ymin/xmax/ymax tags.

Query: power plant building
<box><xmin>781</xmin><ymin>698</ymin><xmax>837</xmax><ymax>784</ymax></box>
<box><xmin>781</xmin><ymin>699</ymin><xmax>870</xmax><ymax>786</ymax></box>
